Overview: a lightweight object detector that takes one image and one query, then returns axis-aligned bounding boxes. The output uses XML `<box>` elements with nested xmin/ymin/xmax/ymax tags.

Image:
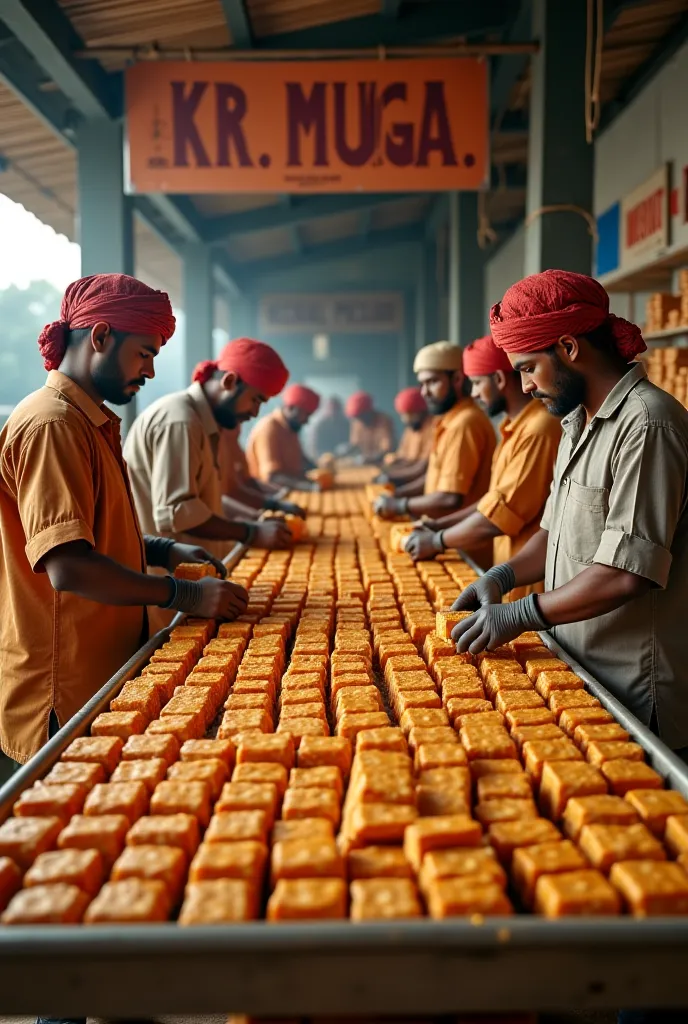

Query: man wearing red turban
<box><xmin>374</xmin><ymin>341</ymin><xmax>496</xmax><ymax>567</ymax></box>
<box><xmin>0</xmin><ymin>274</ymin><xmax>248</xmax><ymax>765</ymax></box>
<box><xmin>344</xmin><ymin>390</ymin><xmax>395</xmax><ymax>463</ymax></box>
<box><xmin>378</xmin><ymin>388</ymin><xmax>434</xmax><ymax>485</ymax></box>
<box><xmin>246</xmin><ymin>383</ymin><xmax>321</xmax><ymax>491</ymax></box>
<box><xmin>405</xmin><ymin>335</ymin><xmax>561</xmax><ymax>593</ymax></box>
<box><xmin>124</xmin><ymin>337</ymin><xmax>293</xmax><ymax>631</ymax></box>
<box><xmin>452</xmin><ymin>271</ymin><xmax>688</xmax><ymax>755</ymax></box>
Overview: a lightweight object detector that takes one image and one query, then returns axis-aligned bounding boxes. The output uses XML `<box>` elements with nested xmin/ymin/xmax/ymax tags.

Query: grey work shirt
<box><xmin>541</xmin><ymin>362</ymin><xmax>688</xmax><ymax>749</ymax></box>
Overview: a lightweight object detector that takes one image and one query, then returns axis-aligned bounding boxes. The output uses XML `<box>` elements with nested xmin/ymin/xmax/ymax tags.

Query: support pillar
<box><xmin>76</xmin><ymin>119</ymin><xmax>136</xmax><ymax>429</ymax></box>
<box><xmin>525</xmin><ymin>0</ymin><xmax>593</xmax><ymax>275</ymax></box>
<box><xmin>448</xmin><ymin>192</ymin><xmax>485</xmax><ymax>346</ymax></box>
<box><xmin>422</xmin><ymin>239</ymin><xmax>438</xmax><ymax>347</ymax></box>
<box><xmin>182</xmin><ymin>244</ymin><xmax>214</xmax><ymax>384</ymax></box>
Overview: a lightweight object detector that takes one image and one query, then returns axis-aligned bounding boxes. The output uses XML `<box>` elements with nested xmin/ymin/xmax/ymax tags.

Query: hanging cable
<box><xmin>585</xmin><ymin>0</ymin><xmax>604</xmax><ymax>143</ymax></box>
<box><xmin>525</xmin><ymin>204</ymin><xmax>599</xmax><ymax>244</ymax></box>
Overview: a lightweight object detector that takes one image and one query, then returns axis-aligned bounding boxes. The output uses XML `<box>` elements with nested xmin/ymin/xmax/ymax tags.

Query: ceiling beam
<box><xmin>254</xmin><ymin>1</ymin><xmax>517</xmax><ymax>49</ymax></box>
<box><xmin>212</xmin><ymin>254</ymin><xmax>242</xmax><ymax>299</ymax></box>
<box><xmin>599</xmin><ymin>11</ymin><xmax>688</xmax><ymax>133</ymax></box>
<box><xmin>490</xmin><ymin>0</ymin><xmax>532</xmax><ymax>129</ymax></box>
<box><xmin>381</xmin><ymin>0</ymin><xmax>403</xmax><ymax>18</ymax></box>
<box><xmin>231</xmin><ymin>224</ymin><xmax>424</xmax><ymax>284</ymax></box>
<box><xmin>138</xmin><ymin>195</ymin><xmax>206</xmax><ymax>245</ymax></box>
<box><xmin>0</xmin><ymin>0</ymin><xmax>120</xmax><ymax>118</ymax></box>
<box><xmin>0</xmin><ymin>37</ymin><xmax>79</xmax><ymax>140</ymax></box>
<box><xmin>201</xmin><ymin>193</ymin><xmax>419</xmax><ymax>243</ymax></box>
<box><xmin>219</xmin><ymin>0</ymin><xmax>254</xmax><ymax>48</ymax></box>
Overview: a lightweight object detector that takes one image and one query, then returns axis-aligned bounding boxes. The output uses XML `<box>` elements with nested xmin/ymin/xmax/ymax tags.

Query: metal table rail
<box><xmin>2</xmin><ymin>545</ymin><xmax>688</xmax><ymax>1014</ymax></box>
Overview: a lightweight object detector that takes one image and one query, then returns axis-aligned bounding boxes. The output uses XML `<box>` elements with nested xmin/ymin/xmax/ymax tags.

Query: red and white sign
<box><xmin>621</xmin><ymin>165</ymin><xmax>669</xmax><ymax>270</ymax></box>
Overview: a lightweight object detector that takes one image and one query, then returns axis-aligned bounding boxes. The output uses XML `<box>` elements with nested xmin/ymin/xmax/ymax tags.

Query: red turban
<box><xmin>283</xmin><ymin>383</ymin><xmax>320</xmax><ymax>415</ymax></box>
<box><xmin>490</xmin><ymin>270</ymin><xmax>646</xmax><ymax>362</ymax></box>
<box><xmin>345</xmin><ymin>391</ymin><xmax>374</xmax><ymax>418</ymax></box>
<box><xmin>191</xmin><ymin>337</ymin><xmax>288</xmax><ymax>397</ymax></box>
<box><xmin>394</xmin><ymin>387</ymin><xmax>427</xmax><ymax>415</ymax></box>
<box><xmin>38</xmin><ymin>274</ymin><xmax>176</xmax><ymax>372</ymax></box>
<box><xmin>463</xmin><ymin>335</ymin><xmax>513</xmax><ymax>377</ymax></box>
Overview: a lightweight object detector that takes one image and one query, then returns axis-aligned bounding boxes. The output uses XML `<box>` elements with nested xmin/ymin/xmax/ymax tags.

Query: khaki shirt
<box><xmin>477</xmin><ymin>400</ymin><xmax>561</xmax><ymax>601</ymax></box>
<box><xmin>394</xmin><ymin>417</ymin><xmax>436</xmax><ymax>463</ymax></box>
<box><xmin>349</xmin><ymin>411</ymin><xmax>395</xmax><ymax>461</ymax></box>
<box><xmin>124</xmin><ymin>383</ymin><xmax>231</xmax><ymax>631</ymax></box>
<box><xmin>425</xmin><ymin>398</ymin><xmax>495</xmax><ymax>500</ymax></box>
<box><xmin>0</xmin><ymin>372</ymin><xmax>146</xmax><ymax>762</ymax></box>
<box><xmin>541</xmin><ymin>363</ymin><xmax>688</xmax><ymax>749</ymax></box>
<box><xmin>246</xmin><ymin>408</ymin><xmax>305</xmax><ymax>482</ymax></box>
<box><xmin>218</xmin><ymin>426</ymin><xmax>249</xmax><ymax>494</ymax></box>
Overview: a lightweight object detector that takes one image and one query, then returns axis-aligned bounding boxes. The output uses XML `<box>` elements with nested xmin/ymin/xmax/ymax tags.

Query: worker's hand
<box><xmin>451</xmin><ymin>564</ymin><xmax>517</xmax><ymax>612</ymax></box>
<box><xmin>451</xmin><ymin>594</ymin><xmax>548</xmax><ymax>655</ymax></box>
<box><xmin>404</xmin><ymin>527</ymin><xmax>445</xmax><ymax>562</ymax></box>
<box><xmin>166</xmin><ymin>542</ymin><xmax>227</xmax><ymax>579</ymax></box>
<box><xmin>373</xmin><ymin>495</ymin><xmax>407</xmax><ymax>519</ymax></box>
<box><xmin>451</xmin><ymin>576</ymin><xmax>502</xmax><ymax>612</ymax></box>
<box><xmin>195</xmin><ymin>578</ymin><xmax>249</xmax><ymax>620</ymax></box>
<box><xmin>277</xmin><ymin>500</ymin><xmax>307</xmax><ymax>519</ymax></box>
<box><xmin>253</xmin><ymin>519</ymin><xmax>293</xmax><ymax>549</ymax></box>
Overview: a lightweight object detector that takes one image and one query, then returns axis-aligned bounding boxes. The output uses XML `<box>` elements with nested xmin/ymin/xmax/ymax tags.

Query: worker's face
<box><xmin>401</xmin><ymin>413</ymin><xmax>426</xmax><ymax>432</ymax></box>
<box><xmin>417</xmin><ymin>369</ymin><xmax>460</xmax><ymax>416</ymax></box>
<box><xmin>283</xmin><ymin>405</ymin><xmax>312</xmax><ymax>433</ymax></box>
<box><xmin>471</xmin><ymin>374</ymin><xmax>506</xmax><ymax>417</ymax></box>
<box><xmin>91</xmin><ymin>325</ymin><xmax>161</xmax><ymax>405</ymax></box>
<box><xmin>511</xmin><ymin>341</ymin><xmax>585</xmax><ymax>418</ymax></box>
<box><xmin>214</xmin><ymin>373</ymin><xmax>267</xmax><ymax>429</ymax></box>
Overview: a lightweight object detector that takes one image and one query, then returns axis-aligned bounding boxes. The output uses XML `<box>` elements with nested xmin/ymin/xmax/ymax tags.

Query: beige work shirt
<box><xmin>124</xmin><ymin>383</ymin><xmax>231</xmax><ymax>631</ymax></box>
<box><xmin>541</xmin><ymin>363</ymin><xmax>688</xmax><ymax>749</ymax></box>
<box><xmin>0</xmin><ymin>372</ymin><xmax>146</xmax><ymax>762</ymax></box>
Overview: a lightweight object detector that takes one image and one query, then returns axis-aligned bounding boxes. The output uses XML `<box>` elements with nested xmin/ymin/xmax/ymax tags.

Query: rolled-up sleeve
<box><xmin>6</xmin><ymin>420</ymin><xmax>96</xmax><ymax>571</ymax></box>
<box><xmin>150</xmin><ymin>421</ymin><xmax>214</xmax><ymax>534</ymax></box>
<box><xmin>478</xmin><ymin>431</ymin><xmax>559</xmax><ymax>537</ymax></box>
<box><xmin>593</xmin><ymin>425</ymin><xmax>688</xmax><ymax>587</ymax></box>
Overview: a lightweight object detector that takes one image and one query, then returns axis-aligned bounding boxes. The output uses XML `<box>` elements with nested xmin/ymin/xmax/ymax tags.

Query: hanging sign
<box><xmin>620</xmin><ymin>165</ymin><xmax>669</xmax><ymax>271</ymax></box>
<box><xmin>125</xmin><ymin>59</ymin><xmax>488</xmax><ymax>194</ymax></box>
<box><xmin>258</xmin><ymin>293</ymin><xmax>404</xmax><ymax>334</ymax></box>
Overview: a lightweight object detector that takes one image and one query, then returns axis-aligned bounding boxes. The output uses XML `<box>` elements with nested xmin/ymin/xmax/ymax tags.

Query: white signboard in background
<box><xmin>620</xmin><ymin>164</ymin><xmax>669</xmax><ymax>271</ymax></box>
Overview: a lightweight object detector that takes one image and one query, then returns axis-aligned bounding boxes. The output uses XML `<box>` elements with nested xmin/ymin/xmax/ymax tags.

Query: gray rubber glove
<box><xmin>451</xmin><ymin>563</ymin><xmax>516</xmax><ymax>611</ymax></box>
<box><xmin>373</xmin><ymin>495</ymin><xmax>408</xmax><ymax>519</ymax></box>
<box><xmin>404</xmin><ymin>527</ymin><xmax>445</xmax><ymax>562</ymax></box>
<box><xmin>451</xmin><ymin>593</ymin><xmax>549</xmax><ymax>655</ymax></box>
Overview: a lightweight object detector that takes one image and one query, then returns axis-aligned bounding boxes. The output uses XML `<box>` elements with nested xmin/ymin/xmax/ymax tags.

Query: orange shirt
<box><xmin>349</xmin><ymin>411</ymin><xmax>395</xmax><ymax>460</ymax></box>
<box><xmin>246</xmin><ymin>408</ymin><xmax>305</xmax><ymax>482</ymax></box>
<box><xmin>394</xmin><ymin>416</ymin><xmax>435</xmax><ymax>463</ymax></box>
<box><xmin>0</xmin><ymin>372</ymin><xmax>146</xmax><ymax>763</ymax></box>
<box><xmin>425</xmin><ymin>398</ymin><xmax>496</xmax><ymax>502</ymax></box>
<box><xmin>477</xmin><ymin>400</ymin><xmax>561</xmax><ymax>601</ymax></box>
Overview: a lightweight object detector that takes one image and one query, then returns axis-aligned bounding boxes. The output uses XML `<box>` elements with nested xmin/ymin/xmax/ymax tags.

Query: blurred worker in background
<box><xmin>405</xmin><ymin>335</ymin><xmax>561</xmax><ymax>599</ymax></box>
<box><xmin>345</xmin><ymin>390</ymin><xmax>395</xmax><ymax>463</ymax></box>
<box><xmin>246</xmin><ymin>383</ymin><xmax>321</xmax><ymax>491</ymax></box>
<box><xmin>304</xmin><ymin>395</ymin><xmax>350</xmax><ymax>461</ymax></box>
<box><xmin>451</xmin><ymin>271</ymin><xmax>688</xmax><ymax>764</ymax></box>
<box><xmin>0</xmin><ymin>274</ymin><xmax>247</xmax><ymax>766</ymax></box>
<box><xmin>217</xmin><ymin>422</ymin><xmax>306</xmax><ymax>520</ymax></box>
<box><xmin>124</xmin><ymin>337</ymin><xmax>292</xmax><ymax>631</ymax></box>
<box><xmin>378</xmin><ymin>387</ymin><xmax>434</xmax><ymax>486</ymax></box>
<box><xmin>374</xmin><ymin>341</ymin><xmax>496</xmax><ymax>567</ymax></box>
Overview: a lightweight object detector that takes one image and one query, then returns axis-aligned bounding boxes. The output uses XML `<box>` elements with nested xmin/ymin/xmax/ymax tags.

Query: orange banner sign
<box><xmin>125</xmin><ymin>59</ymin><xmax>488</xmax><ymax>194</ymax></box>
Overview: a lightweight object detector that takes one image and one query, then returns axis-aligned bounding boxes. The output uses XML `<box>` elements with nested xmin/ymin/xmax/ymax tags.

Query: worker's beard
<box><xmin>92</xmin><ymin>351</ymin><xmax>144</xmax><ymax>406</ymax></box>
<box><xmin>214</xmin><ymin>382</ymin><xmax>249</xmax><ymax>429</ymax></box>
<box><xmin>533</xmin><ymin>354</ymin><xmax>587</xmax><ymax>418</ymax></box>
<box><xmin>426</xmin><ymin>391</ymin><xmax>456</xmax><ymax>416</ymax></box>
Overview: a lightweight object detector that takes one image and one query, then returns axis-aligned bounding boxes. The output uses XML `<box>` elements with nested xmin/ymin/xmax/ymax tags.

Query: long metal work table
<box><xmin>1</xmin><ymin>545</ymin><xmax>688</xmax><ymax>1016</ymax></box>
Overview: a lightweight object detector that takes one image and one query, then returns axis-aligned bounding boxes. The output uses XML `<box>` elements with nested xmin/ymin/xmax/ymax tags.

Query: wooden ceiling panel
<box><xmin>246</xmin><ymin>0</ymin><xmax>378</xmax><ymax>39</ymax></box>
